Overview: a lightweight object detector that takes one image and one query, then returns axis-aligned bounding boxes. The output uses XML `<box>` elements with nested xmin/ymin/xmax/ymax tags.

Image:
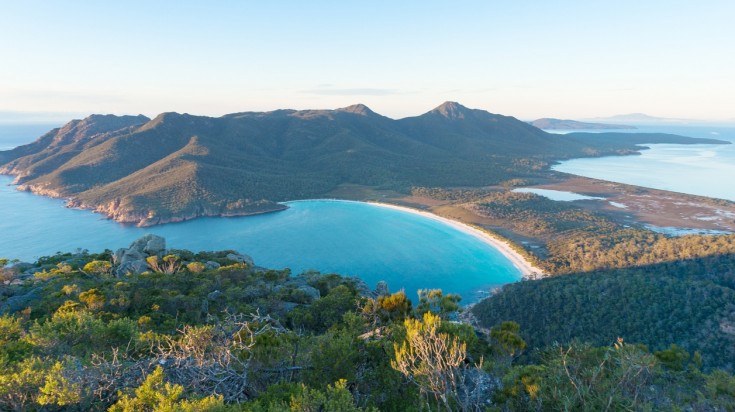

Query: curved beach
<box><xmin>370</xmin><ymin>202</ymin><xmax>545</xmax><ymax>279</ymax></box>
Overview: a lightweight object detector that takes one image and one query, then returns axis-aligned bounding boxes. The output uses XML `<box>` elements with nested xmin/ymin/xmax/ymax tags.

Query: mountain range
<box><xmin>0</xmin><ymin>102</ymin><xmax>726</xmax><ymax>226</ymax></box>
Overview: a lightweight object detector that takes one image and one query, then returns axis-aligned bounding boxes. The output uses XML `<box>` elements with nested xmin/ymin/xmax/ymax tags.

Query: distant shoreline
<box><xmin>368</xmin><ymin>201</ymin><xmax>545</xmax><ymax>280</ymax></box>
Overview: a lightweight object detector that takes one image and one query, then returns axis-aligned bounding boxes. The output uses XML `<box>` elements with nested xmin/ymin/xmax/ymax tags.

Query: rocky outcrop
<box><xmin>374</xmin><ymin>281</ymin><xmax>390</xmax><ymax>296</ymax></box>
<box><xmin>113</xmin><ymin>234</ymin><xmax>167</xmax><ymax>276</ymax></box>
<box><xmin>66</xmin><ymin>198</ymin><xmax>288</xmax><ymax>227</ymax></box>
<box><xmin>0</xmin><ymin>287</ymin><xmax>41</xmax><ymax>314</ymax></box>
<box><xmin>225</xmin><ymin>252</ymin><xmax>255</xmax><ymax>266</ymax></box>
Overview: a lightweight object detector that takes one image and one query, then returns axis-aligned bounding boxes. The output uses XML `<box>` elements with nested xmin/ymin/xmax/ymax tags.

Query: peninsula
<box><xmin>0</xmin><ymin>102</ymin><xmax>725</xmax><ymax>226</ymax></box>
<box><xmin>529</xmin><ymin>117</ymin><xmax>636</xmax><ymax>130</ymax></box>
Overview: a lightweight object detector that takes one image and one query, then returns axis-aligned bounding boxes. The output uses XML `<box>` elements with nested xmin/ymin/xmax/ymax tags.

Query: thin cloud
<box><xmin>302</xmin><ymin>87</ymin><xmax>400</xmax><ymax>96</ymax></box>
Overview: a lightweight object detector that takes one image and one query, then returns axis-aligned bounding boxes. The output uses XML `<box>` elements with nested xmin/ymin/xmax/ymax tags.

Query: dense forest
<box><xmin>1</xmin><ymin>240</ymin><xmax>734</xmax><ymax>411</ymax></box>
<box><xmin>470</xmin><ymin>253</ymin><xmax>735</xmax><ymax>372</ymax></box>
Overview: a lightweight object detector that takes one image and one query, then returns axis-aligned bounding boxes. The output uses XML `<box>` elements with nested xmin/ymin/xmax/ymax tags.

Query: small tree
<box><xmin>79</xmin><ymin>288</ymin><xmax>106</xmax><ymax>311</ymax></box>
<box><xmin>37</xmin><ymin>362</ymin><xmax>81</xmax><ymax>407</ymax></box>
<box><xmin>82</xmin><ymin>260</ymin><xmax>112</xmax><ymax>275</ymax></box>
<box><xmin>109</xmin><ymin>366</ymin><xmax>225</xmax><ymax>412</ymax></box>
<box><xmin>186</xmin><ymin>261</ymin><xmax>206</xmax><ymax>273</ymax></box>
<box><xmin>146</xmin><ymin>255</ymin><xmax>181</xmax><ymax>274</ymax></box>
<box><xmin>392</xmin><ymin>312</ymin><xmax>467</xmax><ymax>411</ymax></box>
<box><xmin>489</xmin><ymin>321</ymin><xmax>526</xmax><ymax>370</ymax></box>
<box><xmin>361</xmin><ymin>290</ymin><xmax>412</xmax><ymax>327</ymax></box>
<box><xmin>416</xmin><ymin>289</ymin><xmax>461</xmax><ymax>319</ymax></box>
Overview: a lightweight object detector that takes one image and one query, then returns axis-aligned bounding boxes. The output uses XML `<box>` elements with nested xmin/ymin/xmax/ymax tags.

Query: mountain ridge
<box><xmin>0</xmin><ymin>102</ymin><xmax>727</xmax><ymax>226</ymax></box>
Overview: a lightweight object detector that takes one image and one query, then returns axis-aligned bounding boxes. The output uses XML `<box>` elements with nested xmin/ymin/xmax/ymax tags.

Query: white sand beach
<box><xmin>369</xmin><ymin>202</ymin><xmax>545</xmax><ymax>279</ymax></box>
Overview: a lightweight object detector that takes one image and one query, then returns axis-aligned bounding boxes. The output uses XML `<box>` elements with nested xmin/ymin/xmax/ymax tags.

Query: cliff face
<box><xmin>0</xmin><ymin>103</ymin><xmax>726</xmax><ymax>226</ymax></box>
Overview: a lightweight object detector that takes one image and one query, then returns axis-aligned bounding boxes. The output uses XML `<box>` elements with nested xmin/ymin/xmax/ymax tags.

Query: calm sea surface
<box><xmin>552</xmin><ymin>125</ymin><xmax>735</xmax><ymax>201</ymax></box>
<box><xmin>0</xmin><ymin>123</ymin><xmax>60</xmax><ymax>150</ymax></box>
<box><xmin>0</xmin><ymin>176</ymin><xmax>520</xmax><ymax>303</ymax></box>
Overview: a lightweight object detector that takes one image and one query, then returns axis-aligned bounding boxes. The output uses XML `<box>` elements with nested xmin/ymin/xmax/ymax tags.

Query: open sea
<box><xmin>0</xmin><ymin>123</ymin><xmax>61</xmax><ymax>150</ymax></box>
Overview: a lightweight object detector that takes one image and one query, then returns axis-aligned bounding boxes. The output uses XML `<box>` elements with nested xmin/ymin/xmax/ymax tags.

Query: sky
<box><xmin>1</xmin><ymin>1</ymin><xmax>734</xmax><ymax>122</ymax></box>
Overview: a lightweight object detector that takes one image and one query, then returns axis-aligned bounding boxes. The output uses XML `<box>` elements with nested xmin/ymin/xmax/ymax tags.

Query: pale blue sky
<box><xmin>1</xmin><ymin>1</ymin><xmax>733</xmax><ymax>121</ymax></box>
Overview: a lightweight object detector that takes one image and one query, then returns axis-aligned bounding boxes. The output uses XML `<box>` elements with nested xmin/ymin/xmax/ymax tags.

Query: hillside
<box><xmin>529</xmin><ymin>118</ymin><xmax>636</xmax><ymax>130</ymax></box>
<box><xmin>471</xmin><ymin>252</ymin><xmax>735</xmax><ymax>372</ymax></box>
<box><xmin>1</xmin><ymin>239</ymin><xmax>734</xmax><ymax>410</ymax></box>
<box><xmin>0</xmin><ymin>102</ymin><xmax>726</xmax><ymax>226</ymax></box>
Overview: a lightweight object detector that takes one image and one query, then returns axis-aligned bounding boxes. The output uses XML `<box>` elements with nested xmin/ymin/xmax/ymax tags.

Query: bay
<box><xmin>552</xmin><ymin>125</ymin><xmax>735</xmax><ymax>201</ymax></box>
<box><xmin>0</xmin><ymin>175</ymin><xmax>520</xmax><ymax>303</ymax></box>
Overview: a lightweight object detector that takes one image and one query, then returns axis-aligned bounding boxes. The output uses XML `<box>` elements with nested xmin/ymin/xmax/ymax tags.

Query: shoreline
<box><xmin>368</xmin><ymin>201</ymin><xmax>545</xmax><ymax>280</ymax></box>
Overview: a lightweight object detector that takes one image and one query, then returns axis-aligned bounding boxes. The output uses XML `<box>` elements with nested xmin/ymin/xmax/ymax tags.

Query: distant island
<box><xmin>529</xmin><ymin>118</ymin><xmax>636</xmax><ymax>130</ymax></box>
<box><xmin>0</xmin><ymin>102</ymin><xmax>726</xmax><ymax>226</ymax></box>
<box><xmin>587</xmin><ymin>112</ymin><xmax>686</xmax><ymax>124</ymax></box>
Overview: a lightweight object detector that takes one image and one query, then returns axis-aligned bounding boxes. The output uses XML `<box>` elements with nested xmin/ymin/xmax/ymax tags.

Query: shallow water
<box><xmin>0</xmin><ymin>176</ymin><xmax>520</xmax><ymax>303</ymax></box>
<box><xmin>552</xmin><ymin>125</ymin><xmax>735</xmax><ymax>201</ymax></box>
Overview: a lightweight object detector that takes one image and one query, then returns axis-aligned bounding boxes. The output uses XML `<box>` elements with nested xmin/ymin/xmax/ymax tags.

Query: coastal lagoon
<box><xmin>553</xmin><ymin>125</ymin><xmax>735</xmax><ymax>201</ymax></box>
<box><xmin>0</xmin><ymin>175</ymin><xmax>520</xmax><ymax>303</ymax></box>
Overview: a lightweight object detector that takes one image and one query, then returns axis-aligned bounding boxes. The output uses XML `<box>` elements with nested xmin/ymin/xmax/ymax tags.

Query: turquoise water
<box><xmin>552</xmin><ymin>125</ymin><xmax>735</xmax><ymax>201</ymax></box>
<box><xmin>0</xmin><ymin>175</ymin><xmax>520</xmax><ymax>303</ymax></box>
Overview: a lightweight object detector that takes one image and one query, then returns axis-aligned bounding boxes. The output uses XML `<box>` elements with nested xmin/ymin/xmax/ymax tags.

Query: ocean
<box><xmin>551</xmin><ymin>125</ymin><xmax>735</xmax><ymax>201</ymax></box>
<box><xmin>0</xmin><ymin>123</ymin><xmax>61</xmax><ymax>150</ymax></box>
<box><xmin>0</xmin><ymin>178</ymin><xmax>520</xmax><ymax>303</ymax></box>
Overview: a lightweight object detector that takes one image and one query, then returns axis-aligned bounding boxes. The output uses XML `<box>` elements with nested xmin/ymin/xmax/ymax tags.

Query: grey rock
<box><xmin>0</xmin><ymin>287</ymin><xmax>41</xmax><ymax>314</ymax></box>
<box><xmin>297</xmin><ymin>285</ymin><xmax>320</xmax><ymax>301</ymax></box>
<box><xmin>113</xmin><ymin>248</ymin><xmax>126</xmax><ymax>265</ymax></box>
<box><xmin>113</xmin><ymin>235</ymin><xmax>167</xmax><ymax>276</ymax></box>
<box><xmin>117</xmin><ymin>260</ymin><xmax>149</xmax><ymax>276</ymax></box>
<box><xmin>225</xmin><ymin>252</ymin><xmax>254</xmax><ymax>266</ymax></box>
<box><xmin>375</xmin><ymin>281</ymin><xmax>390</xmax><ymax>296</ymax></box>
<box><xmin>120</xmin><ymin>249</ymin><xmax>144</xmax><ymax>264</ymax></box>
<box><xmin>207</xmin><ymin>290</ymin><xmax>223</xmax><ymax>301</ymax></box>
<box><xmin>205</xmin><ymin>261</ymin><xmax>221</xmax><ymax>270</ymax></box>
<box><xmin>351</xmin><ymin>277</ymin><xmax>373</xmax><ymax>297</ymax></box>
<box><xmin>128</xmin><ymin>234</ymin><xmax>166</xmax><ymax>255</ymax></box>
<box><xmin>143</xmin><ymin>236</ymin><xmax>166</xmax><ymax>255</ymax></box>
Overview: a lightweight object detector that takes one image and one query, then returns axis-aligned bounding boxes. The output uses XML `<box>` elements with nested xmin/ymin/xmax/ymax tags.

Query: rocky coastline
<box><xmin>10</xmin><ymin>179</ymin><xmax>289</xmax><ymax>227</ymax></box>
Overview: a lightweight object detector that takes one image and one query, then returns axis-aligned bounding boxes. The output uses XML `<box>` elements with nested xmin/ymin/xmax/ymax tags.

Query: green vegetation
<box><xmin>0</xmin><ymin>102</ymin><xmax>725</xmax><ymax>225</ymax></box>
<box><xmin>469</xmin><ymin>191</ymin><xmax>735</xmax><ymax>274</ymax></box>
<box><xmin>1</xmin><ymin>245</ymin><xmax>734</xmax><ymax>410</ymax></box>
<box><xmin>471</xmin><ymin>253</ymin><xmax>735</xmax><ymax>372</ymax></box>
